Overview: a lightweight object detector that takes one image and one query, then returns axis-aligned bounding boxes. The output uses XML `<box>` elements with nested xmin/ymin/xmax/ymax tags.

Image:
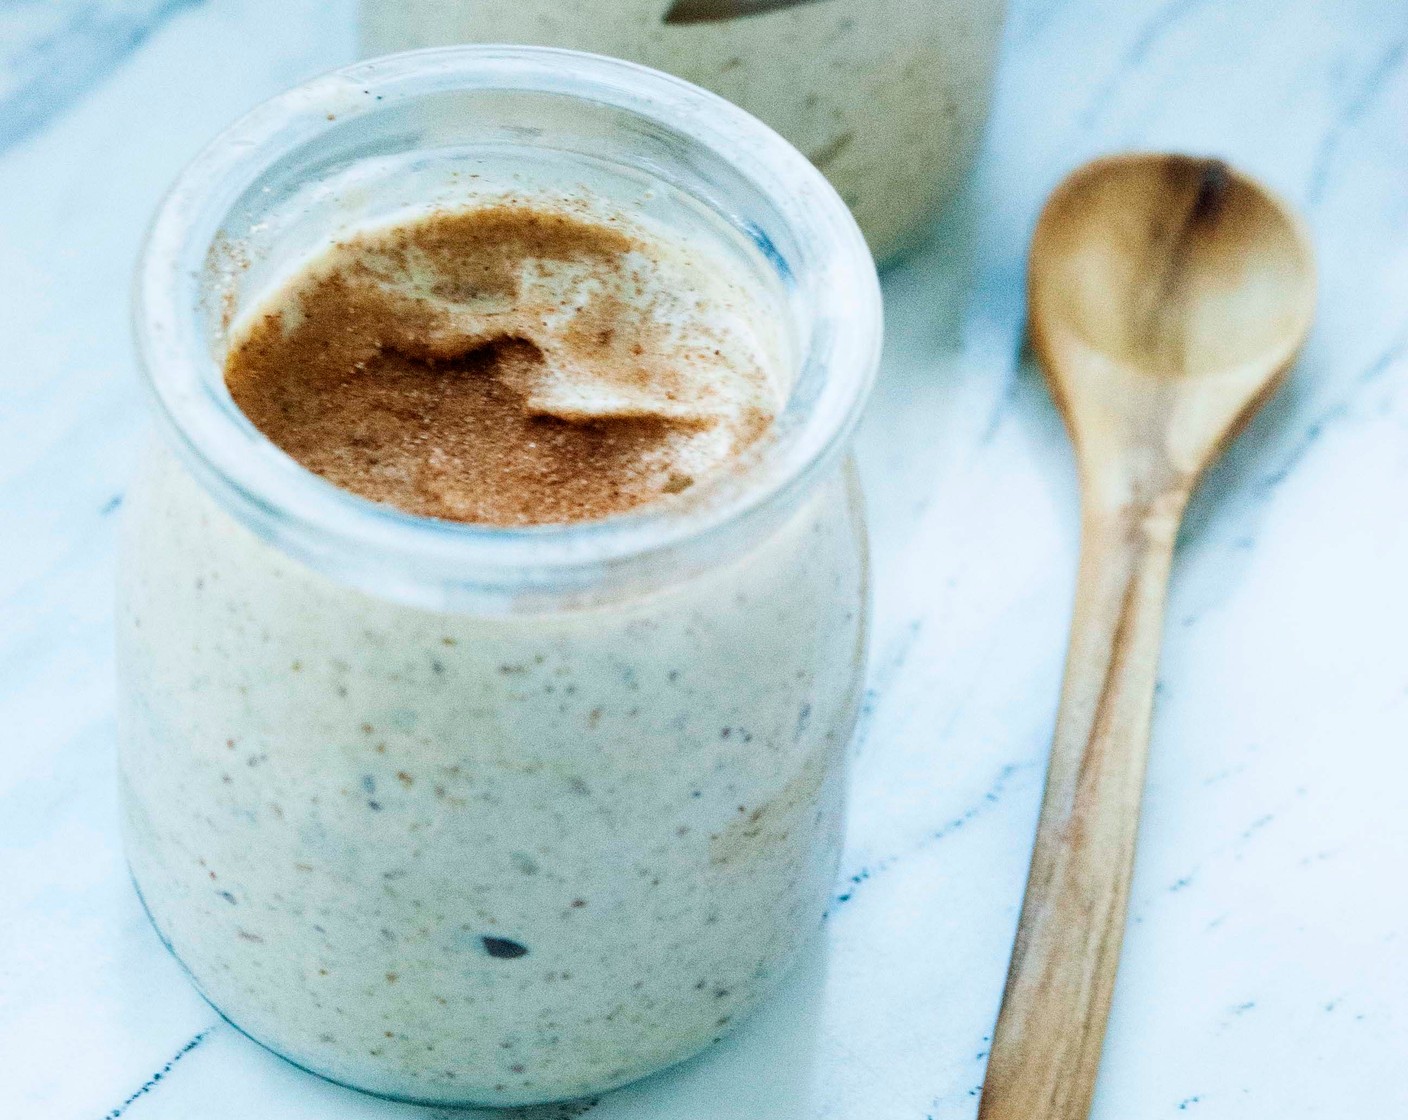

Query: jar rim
<box><xmin>134</xmin><ymin>46</ymin><xmax>882</xmax><ymax>608</ymax></box>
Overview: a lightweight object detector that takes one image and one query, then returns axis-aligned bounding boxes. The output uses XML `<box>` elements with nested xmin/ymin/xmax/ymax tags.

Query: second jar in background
<box><xmin>361</xmin><ymin>0</ymin><xmax>1009</xmax><ymax>262</ymax></box>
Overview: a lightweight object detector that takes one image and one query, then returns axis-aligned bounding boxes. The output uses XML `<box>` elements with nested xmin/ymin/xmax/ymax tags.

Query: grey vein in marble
<box><xmin>1307</xmin><ymin>38</ymin><xmax>1407</xmax><ymax>206</ymax></box>
<box><xmin>1258</xmin><ymin>325</ymin><xmax>1408</xmax><ymax>494</ymax></box>
<box><xmin>832</xmin><ymin>762</ymin><xmax>1032</xmax><ymax>914</ymax></box>
<box><xmin>1077</xmin><ymin>0</ymin><xmax>1221</xmax><ymax>128</ymax></box>
<box><xmin>850</xmin><ymin>618</ymin><xmax>925</xmax><ymax>758</ymax></box>
<box><xmin>0</xmin><ymin>0</ymin><xmax>206</xmax><ymax>154</ymax></box>
<box><xmin>101</xmin><ymin>1028</ymin><xmax>216</xmax><ymax>1120</ymax></box>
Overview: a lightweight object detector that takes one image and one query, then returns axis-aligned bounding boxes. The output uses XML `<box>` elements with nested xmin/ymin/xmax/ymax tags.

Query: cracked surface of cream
<box><xmin>224</xmin><ymin>203</ymin><xmax>782</xmax><ymax>525</ymax></box>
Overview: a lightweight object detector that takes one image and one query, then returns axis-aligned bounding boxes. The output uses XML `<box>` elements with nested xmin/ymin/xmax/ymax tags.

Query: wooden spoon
<box><xmin>978</xmin><ymin>153</ymin><xmax>1315</xmax><ymax>1120</ymax></box>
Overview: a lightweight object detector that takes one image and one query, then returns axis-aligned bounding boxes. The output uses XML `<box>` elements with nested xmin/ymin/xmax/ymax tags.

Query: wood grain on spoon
<box><xmin>978</xmin><ymin>154</ymin><xmax>1315</xmax><ymax>1120</ymax></box>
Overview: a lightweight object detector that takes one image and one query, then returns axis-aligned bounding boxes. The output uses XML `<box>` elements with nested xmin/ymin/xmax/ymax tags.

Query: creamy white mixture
<box><xmin>362</xmin><ymin>0</ymin><xmax>1008</xmax><ymax>259</ymax></box>
<box><xmin>119</xmin><ymin>203</ymin><xmax>869</xmax><ymax>1104</ymax></box>
<box><xmin>119</xmin><ymin>454</ymin><xmax>865</xmax><ymax>1105</ymax></box>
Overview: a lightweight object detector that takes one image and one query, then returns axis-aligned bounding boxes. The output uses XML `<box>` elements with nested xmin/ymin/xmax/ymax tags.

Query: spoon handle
<box><xmin>978</xmin><ymin>496</ymin><xmax>1183</xmax><ymax>1120</ymax></box>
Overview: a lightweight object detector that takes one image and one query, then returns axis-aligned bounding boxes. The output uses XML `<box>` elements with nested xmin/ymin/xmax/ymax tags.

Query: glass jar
<box><xmin>361</xmin><ymin>0</ymin><xmax>1009</xmax><ymax>262</ymax></box>
<box><xmin>120</xmin><ymin>48</ymin><xmax>881</xmax><ymax>1107</ymax></box>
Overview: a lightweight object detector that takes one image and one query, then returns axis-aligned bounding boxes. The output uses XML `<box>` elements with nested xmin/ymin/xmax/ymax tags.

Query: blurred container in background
<box><xmin>361</xmin><ymin>0</ymin><xmax>1007</xmax><ymax>262</ymax></box>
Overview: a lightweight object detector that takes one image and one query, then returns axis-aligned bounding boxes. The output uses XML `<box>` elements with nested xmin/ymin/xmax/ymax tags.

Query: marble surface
<box><xmin>2</xmin><ymin>0</ymin><xmax>1406</xmax><ymax>1116</ymax></box>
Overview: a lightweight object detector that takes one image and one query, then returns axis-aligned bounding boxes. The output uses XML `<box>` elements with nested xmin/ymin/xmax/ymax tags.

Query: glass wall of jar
<box><xmin>121</xmin><ymin>48</ymin><xmax>882</xmax><ymax>1106</ymax></box>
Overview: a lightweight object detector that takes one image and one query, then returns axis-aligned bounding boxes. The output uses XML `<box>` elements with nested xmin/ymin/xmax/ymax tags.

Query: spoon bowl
<box><xmin>1029</xmin><ymin>153</ymin><xmax>1315</xmax><ymax>491</ymax></box>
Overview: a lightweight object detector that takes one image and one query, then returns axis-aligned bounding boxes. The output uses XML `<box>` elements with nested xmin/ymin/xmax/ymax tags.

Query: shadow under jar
<box><xmin>119</xmin><ymin>48</ymin><xmax>882</xmax><ymax>1108</ymax></box>
<box><xmin>361</xmin><ymin>0</ymin><xmax>1010</xmax><ymax>263</ymax></box>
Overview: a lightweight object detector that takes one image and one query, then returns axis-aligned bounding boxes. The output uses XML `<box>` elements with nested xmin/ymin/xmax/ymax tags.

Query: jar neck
<box><xmin>136</xmin><ymin>48</ymin><xmax>882</xmax><ymax>613</ymax></box>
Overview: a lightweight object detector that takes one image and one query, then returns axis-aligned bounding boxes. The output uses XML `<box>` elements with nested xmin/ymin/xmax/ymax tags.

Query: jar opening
<box><xmin>135</xmin><ymin>47</ymin><xmax>882</xmax><ymax>610</ymax></box>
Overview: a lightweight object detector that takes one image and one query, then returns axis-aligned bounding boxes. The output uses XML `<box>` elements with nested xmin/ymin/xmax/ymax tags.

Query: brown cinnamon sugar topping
<box><xmin>224</xmin><ymin>204</ymin><xmax>778</xmax><ymax>525</ymax></box>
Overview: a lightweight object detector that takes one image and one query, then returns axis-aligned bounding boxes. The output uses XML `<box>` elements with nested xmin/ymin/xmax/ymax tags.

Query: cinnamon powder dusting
<box><xmin>224</xmin><ymin>204</ymin><xmax>778</xmax><ymax>526</ymax></box>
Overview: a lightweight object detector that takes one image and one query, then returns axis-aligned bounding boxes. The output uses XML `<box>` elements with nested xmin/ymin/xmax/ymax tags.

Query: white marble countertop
<box><xmin>3</xmin><ymin>1</ymin><xmax>1406</xmax><ymax>1116</ymax></box>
